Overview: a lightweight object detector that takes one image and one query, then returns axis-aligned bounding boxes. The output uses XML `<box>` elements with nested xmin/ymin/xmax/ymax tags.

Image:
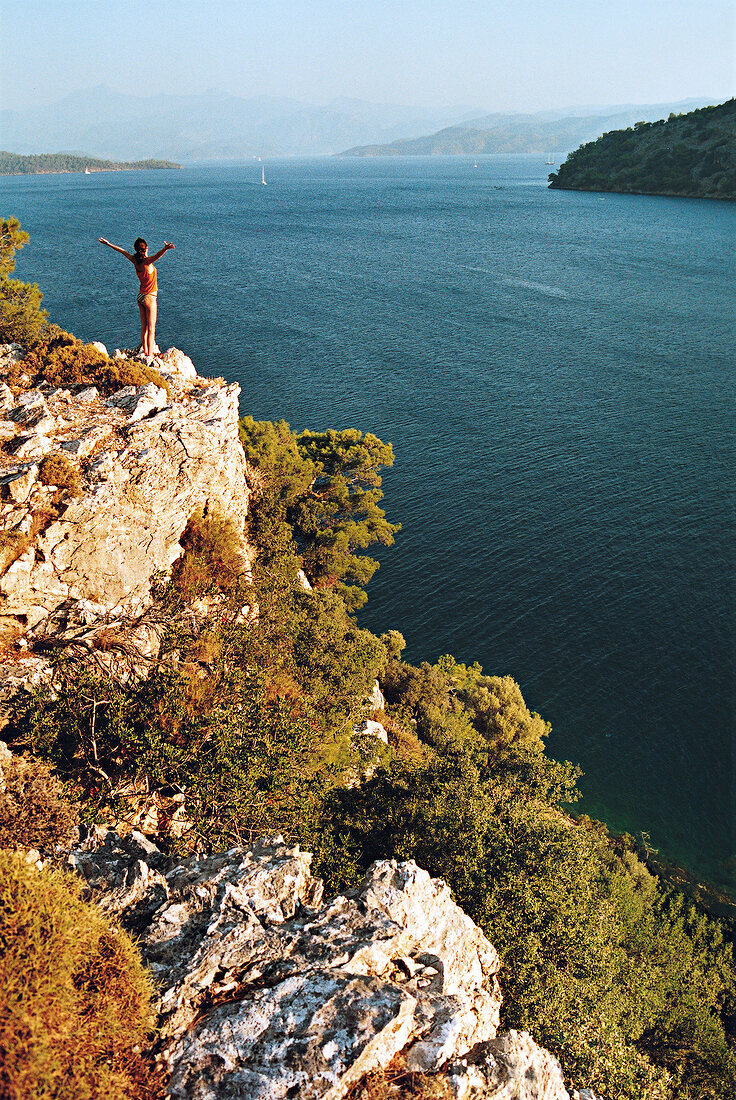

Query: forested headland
<box><xmin>0</xmin><ymin>218</ymin><xmax>735</xmax><ymax>1099</ymax></box>
<box><xmin>0</xmin><ymin>151</ymin><xmax>182</xmax><ymax>175</ymax></box>
<box><xmin>548</xmin><ymin>100</ymin><xmax>735</xmax><ymax>200</ymax></box>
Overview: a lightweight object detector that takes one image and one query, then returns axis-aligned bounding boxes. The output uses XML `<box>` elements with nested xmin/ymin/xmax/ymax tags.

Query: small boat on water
<box><xmin>261</xmin><ymin>165</ymin><xmax>267</xmax><ymax>186</ymax></box>
<box><xmin>84</xmin><ymin>167</ymin><xmax>91</xmax><ymax>174</ymax></box>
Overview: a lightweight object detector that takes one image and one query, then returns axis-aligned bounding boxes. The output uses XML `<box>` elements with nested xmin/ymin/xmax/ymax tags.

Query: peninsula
<box><xmin>0</xmin><ymin>150</ymin><xmax>182</xmax><ymax>175</ymax></box>
<box><xmin>548</xmin><ymin>99</ymin><xmax>735</xmax><ymax>200</ymax></box>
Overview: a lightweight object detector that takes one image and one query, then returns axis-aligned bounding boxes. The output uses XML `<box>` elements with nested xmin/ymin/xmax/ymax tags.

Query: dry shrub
<box><xmin>0</xmin><ymin>851</ymin><xmax>165</xmax><ymax>1100</ymax></box>
<box><xmin>346</xmin><ymin>1054</ymin><xmax>452</xmax><ymax>1100</ymax></box>
<box><xmin>379</xmin><ymin>712</ymin><xmax>428</xmax><ymax>764</ymax></box>
<box><xmin>18</xmin><ymin>329</ymin><xmax>171</xmax><ymax>398</ymax></box>
<box><xmin>0</xmin><ymin>754</ymin><xmax>79</xmax><ymax>852</ymax></box>
<box><xmin>186</xmin><ymin>627</ymin><xmax>223</xmax><ymax>665</ymax></box>
<box><xmin>92</xmin><ymin>627</ymin><xmax>128</xmax><ymax>652</ymax></box>
<box><xmin>39</xmin><ymin>452</ymin><xmax>82</xmax><ymax>496</ymax></box>
<box><xmin>0</xmin><ymin>504</ymin><xmax>59</xmax><ymax>576</ymax></box>
<box><xmin>0</xmin><ymin>530</ymin><xmax>31</xmax><ymax>574</ymax></box>
<box><xmin>171</xmin><ymin>509</ymin><xmax>245</xmax><ymax>601</ymax></box>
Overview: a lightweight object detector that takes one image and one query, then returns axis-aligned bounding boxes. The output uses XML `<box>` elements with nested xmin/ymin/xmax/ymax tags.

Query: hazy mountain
<box><xmin>339</xmin><ymin>99</ymin><xmax>718</xmax><ymax>157</ymax></box>
<box><xmin>0</xmin><ymin>87</ymin><xmax>482</xmax><ymax>161</ymax></box>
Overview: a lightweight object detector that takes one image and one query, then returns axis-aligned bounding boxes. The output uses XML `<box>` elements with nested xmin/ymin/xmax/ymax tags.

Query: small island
<box><xmin>548</xmin><ymin>99</ymin><xmax>735</xmax><ymax>200</ymax></box>
<box><xmin>0</xmin><ymin>151</ymin><xmax>182</xmax><ymax>175</ymax></box>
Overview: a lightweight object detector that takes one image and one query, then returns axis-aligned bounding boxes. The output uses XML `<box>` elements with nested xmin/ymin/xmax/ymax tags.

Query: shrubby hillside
<box><xmin>548</xmin><ymin>100</ymin><xmax>736</xmax><ymax>200</ymax></box>
<box><xmin>0</xmin><ymin>221</ymin><xmax>734</xmax><ymax>1098</ymax></box>
<box><xmin>0</xmin><ymin>151</ymin><xmax>181</xmax><ymax>175</ymax></box>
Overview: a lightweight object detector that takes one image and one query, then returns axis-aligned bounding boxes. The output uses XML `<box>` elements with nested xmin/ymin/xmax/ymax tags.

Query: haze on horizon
<box><xmin>4</xmin><ymin>0</ymin><xmax>734</xmax><ymax>118</ymax></box>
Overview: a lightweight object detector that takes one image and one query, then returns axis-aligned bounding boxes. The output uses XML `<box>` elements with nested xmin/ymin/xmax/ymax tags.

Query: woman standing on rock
<box><xmin>98</xmin><ymin>236</ymin><xmax>175</xmax><ymax>358</ymax></box>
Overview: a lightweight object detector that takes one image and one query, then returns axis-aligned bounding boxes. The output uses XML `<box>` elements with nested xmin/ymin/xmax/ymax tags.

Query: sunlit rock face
<box><xmin>0</xmin><ymin>345</ymin><xmax>250</xmax><ymax>707</ymax></box>
<box><xmin>0</xmin><ymin>345</ymin><xmax>248</xmax><ymax>630</ymax></box>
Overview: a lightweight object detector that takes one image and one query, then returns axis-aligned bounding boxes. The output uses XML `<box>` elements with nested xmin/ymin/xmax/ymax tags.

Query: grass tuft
<box><xmin>0</xmin><ymin>851</ymin><xmax>164</xmax><ymax>1099</ymax></box>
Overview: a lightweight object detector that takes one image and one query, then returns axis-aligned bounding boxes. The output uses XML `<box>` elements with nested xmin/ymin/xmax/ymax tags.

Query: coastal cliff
<box><xmin>0</xmin><ymin>336</ymin><xmax>733</xmax><ymax>1100</ymax></box>
<box><xmin>0</xmin><ymin>342</ymin><xmax>249</xmax><ymax>706</ymax></box>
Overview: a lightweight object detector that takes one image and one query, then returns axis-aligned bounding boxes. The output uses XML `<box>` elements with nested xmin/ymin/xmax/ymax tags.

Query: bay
<box><xmin>2</xmin><ymin>156</ymin><xmax>734</xmax><ymax>891</ymax></box>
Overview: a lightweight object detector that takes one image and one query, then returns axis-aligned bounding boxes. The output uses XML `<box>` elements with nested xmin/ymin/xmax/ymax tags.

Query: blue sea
<box><xmin>2</xmin><ymin>156</ymin><xmax>734</xmax><ymax>891</ymax></box>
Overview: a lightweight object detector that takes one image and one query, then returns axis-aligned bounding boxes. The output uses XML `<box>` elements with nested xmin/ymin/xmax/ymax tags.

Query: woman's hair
<box><xmin>133</xmin><ymin>238</ymin><xmax>147</xmax><ymax>256</ymax></box>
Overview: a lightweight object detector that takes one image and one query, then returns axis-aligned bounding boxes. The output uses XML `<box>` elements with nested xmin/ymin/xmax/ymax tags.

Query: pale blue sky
<box><xmin>4</xmin><ymin>0</ymin><xmax>734</xmax><ymax>112</ymax></box>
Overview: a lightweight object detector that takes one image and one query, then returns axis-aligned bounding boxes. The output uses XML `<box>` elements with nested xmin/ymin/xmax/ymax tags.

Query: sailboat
<box><xmin>261</xmin><ymin>165</ymin><xmax>267</xmax><ymax>186</ymax></box>
<box><xmin>545</xmin><ymin>153</ymin><xmax>555</xmax><ymax>165</ymax></box>
<box><xmin>84</xmin><ymin>167</ymin><xmax>91</xmax><ymax>174</ymax></box>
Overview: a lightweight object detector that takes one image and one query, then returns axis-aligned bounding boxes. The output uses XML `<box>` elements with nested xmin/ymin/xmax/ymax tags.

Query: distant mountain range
<box><xmin>0</xmin><ymin>87</ymin><xmax>482</xmax><ymax>162</ymax></box>
<box><xmin>0</xmin><ymin>89</ymin><xmax>721</xmax><ymax>163</ymax></box>
<box><xmin>339</xmin><ymin>99</ymin><xmax>718</xmax><ymax>158</ymax></box>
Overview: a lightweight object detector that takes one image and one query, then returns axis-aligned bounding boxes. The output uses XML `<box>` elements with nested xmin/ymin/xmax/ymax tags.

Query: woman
<box><xmin>98</xmin><ymin>236</ymin><xmax>175</xmax><ymax>357</ymax></box>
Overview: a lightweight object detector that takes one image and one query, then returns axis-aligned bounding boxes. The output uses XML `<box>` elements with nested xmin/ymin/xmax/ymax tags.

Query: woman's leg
<box><xmin>138</xmin><ymin>296</ymin><xmax>157</xmax><ymax>356</ymax></box>
<box><xmin>147</xmin><ymin>294</ymin><xmax>157</xmax><ymax>354</ymax></box>
<box><xmin>146</xmin><ymin>295</ymin><xmax>158</xmax><ymax>356</ymax></box>
<box><xmin>138</xmin><ymin>300</ymin><xmax>146</xmax><ymax>352</ymax></box>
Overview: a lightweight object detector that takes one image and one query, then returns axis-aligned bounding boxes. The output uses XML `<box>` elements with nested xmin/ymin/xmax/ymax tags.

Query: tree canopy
<box><xmin>240</xmin><ymin>416</ymin><xmax>399</xmax><ymax>609</ymax></box>
<box><xmin>0</xmin><ymin>217</ymin><xmax>48</xmax><ymax>344</ymax></box>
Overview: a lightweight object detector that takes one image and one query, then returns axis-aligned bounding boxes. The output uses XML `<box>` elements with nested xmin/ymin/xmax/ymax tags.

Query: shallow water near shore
<box><xmin>2</xmin><ymin>155</ymin><xmax>734</xmax><ymax>891</ymax></box>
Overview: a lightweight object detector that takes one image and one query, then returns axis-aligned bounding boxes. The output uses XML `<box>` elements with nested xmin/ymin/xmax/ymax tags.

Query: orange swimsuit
<box><xmin>136</xmin><ymin>262</ymin><xmax>158</xmax><ymax>302</ymax></box>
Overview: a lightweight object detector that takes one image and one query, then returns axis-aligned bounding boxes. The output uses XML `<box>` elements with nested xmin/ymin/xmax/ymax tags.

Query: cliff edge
<box><xmin>0</xmin><ymin>342</ymin><xmax>249</xmax><ymax>703</ymax></box>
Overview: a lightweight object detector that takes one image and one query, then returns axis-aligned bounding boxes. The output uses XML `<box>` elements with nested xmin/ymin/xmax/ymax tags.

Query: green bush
<box><xmin>240</xmin><ymin>416</ymin><xmax>399</xmax><ymax>609</ymax></box>
<box><xmin>0</xmin><ymin>851</ymin><xmax>162</xmax><ymax>1099</ymax></box>
<box><xmin>0</xmin><ymin>274</ymin><xmax>48</xmax><ymax>346</ymax></box>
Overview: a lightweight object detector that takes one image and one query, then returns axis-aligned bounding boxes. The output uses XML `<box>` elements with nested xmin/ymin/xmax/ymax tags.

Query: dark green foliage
<box><xmin>0</xmin><ymin>151</ymin><xmax>182</xmax><ymax>175</ymax></box>
<box><xmin>549</xmin><ymin>100</ymin><xmax>736</xmax><ymax>200</ymax></box>
<box><xmin>240</xmin><ymin>416</ymin><xmax>399</xmax><ymax>609</ymax></box>
<box><xmin>0</xmin><ymin>852</ymin><xmax>163</xmax><ymax>1099</ymax></box>
<box><xmin>0</xmin><ymin>217</ymin><xmax>28</xmax><ymax>276</ymax></box>
<box><xmin>0</xmin><ymin>216</ymin><xmax>48</xmax><ymax>344</ymax></box>
<box><xmin>15</xmin><ymin>655</ymin><xmax>332</xmax><ymax>852</ymax></box>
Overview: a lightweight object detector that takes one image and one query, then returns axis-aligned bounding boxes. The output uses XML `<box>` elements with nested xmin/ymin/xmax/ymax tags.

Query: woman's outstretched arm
<box><xmin>147</xmin><ymin>241</ymin><xmax>176</xmax><ymax>262</ymax></box>
<box><xmin>98</xmin><ymin>238</ymin><xmax>135</xmax><ymax>261</ymax></box>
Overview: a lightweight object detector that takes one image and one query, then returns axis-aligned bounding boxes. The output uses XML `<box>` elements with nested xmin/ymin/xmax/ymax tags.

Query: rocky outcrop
<box><xmin>69</xmin><ymin>830</ymin><xmax>574</xmax><ymax>1100</ymax></box>
<box><xmin>0</xmin><ymin>344</ymin><xmax>250</xmax><ymax>702</ymax></box>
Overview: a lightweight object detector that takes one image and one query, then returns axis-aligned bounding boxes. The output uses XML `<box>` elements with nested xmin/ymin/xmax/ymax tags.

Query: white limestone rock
<box><xmin>446</xmin><ymin>1031</ymin><xmax>571</xmax><ymax>1100</ymax></box>
<box><xmin>0</xmin><ymin>382</ymin><xmax>15</xmax><ymax>409</ymax></box>
<box><xmin>158</xmin><ymin>347</ymin><xmax>197</xmax><ymax>382</ymax></box>
<box><xmin>70</xmin><ymin>833</ymin><xmax>504</xmax><ymax>1100</ymax></box>
<box><xmin>0</xmin><ymin>465</ymin><xmax>37</xmax><ymax>504</ymax></box>
<box><xmin>354</xmin><ymin>717</ymin><xmax>389</xmax><ymax>745</ymax></box>
<box><xmin>0</xmin><ymin>349</ymin><xmax>250</xmax><ymax>641</ymax></box>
